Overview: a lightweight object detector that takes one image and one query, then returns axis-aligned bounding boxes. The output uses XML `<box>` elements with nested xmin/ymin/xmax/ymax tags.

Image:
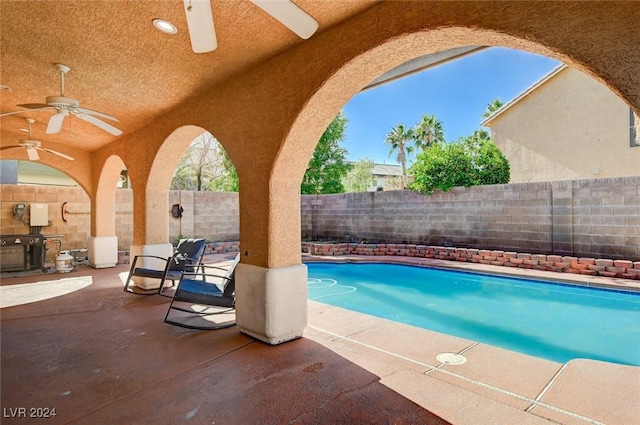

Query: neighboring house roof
<box><xmin>364</xmin><ymin>46</ymin><xmax>487</xmax><ymax>91</ymax></box>
<box><xmin>481</xmin><ymin>64</ymin><xmax>567</xmax><ymax>127</ymax></box>
<box><xmin>372</xmin><ymin>163</ymin><xmax>403</xmax><ymax>177</ymax></box>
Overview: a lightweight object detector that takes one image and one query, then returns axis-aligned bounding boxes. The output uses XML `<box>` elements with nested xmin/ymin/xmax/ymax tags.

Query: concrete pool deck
<box><xmin>1</xmin><ymin>253</ymin><xmax>638</xmax><ymax>424</ymax></box>
<box><xmin>303</xmin><ymin>254</ymin><xmax>640</xmax><ymax>425</ymax></box>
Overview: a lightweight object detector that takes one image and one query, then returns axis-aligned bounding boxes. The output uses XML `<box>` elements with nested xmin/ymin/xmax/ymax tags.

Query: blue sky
<box><xmin>341</xmin><ymin>47</ymin><xmax>560</xmax><ymax>165</ymax></box>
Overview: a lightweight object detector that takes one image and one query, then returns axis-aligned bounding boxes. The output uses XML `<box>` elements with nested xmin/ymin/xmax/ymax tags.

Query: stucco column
<box><xmin>129</xmin><ymin>187</ymin><xmax>173</xmax><ymax>289</ymax></box>
<box><xmin>88</xmin><ymin>236</ymin><xmax>118</xmax><ymax>268</ymax></box>
<box><xmin>235</xmin><ymin>174</ymin><xmax>307</xmax><ymax>344</ymax></box>
<box><xmin>89</xmin><ymin>157</ymin><xmax>120</xmax><ymax>269</ymax></box>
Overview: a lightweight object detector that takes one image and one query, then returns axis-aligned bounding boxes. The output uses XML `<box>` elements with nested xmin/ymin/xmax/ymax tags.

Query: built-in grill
<box><xmin>0</xmin><ymin>234</ymin><xmax>45</xmax><ymax>272</ymax></box>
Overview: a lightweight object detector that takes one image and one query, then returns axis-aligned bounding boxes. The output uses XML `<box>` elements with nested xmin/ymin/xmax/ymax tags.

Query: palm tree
<box><xmin>482</xmin><ymin>98</ymin><xmax>504</xmax><ymax>118</ymax></box>
<box><xmin>384</xmin><ymin>124</ymin><xmax>414</xmax><ymax>181</ymax></box>
<box><xmin>414</xmin><ymin>114</ymin><xmax>445</xmax><ymax>151</ymax></box>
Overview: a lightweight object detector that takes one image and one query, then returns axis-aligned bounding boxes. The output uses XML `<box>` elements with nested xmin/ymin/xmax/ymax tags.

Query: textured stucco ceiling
<box><xmin>0</xmin><ymin>0</ymin><xmax>376</xmax><ymax>153</ymax></box>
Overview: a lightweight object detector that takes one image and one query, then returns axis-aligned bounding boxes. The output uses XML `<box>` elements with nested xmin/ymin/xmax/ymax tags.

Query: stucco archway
<box><xmin>127</xmin><ymin>125</ymin><xmax>216</xmax><ymax>289</ymax></box>
<box><xmin>230</xmin><ymin>2</ymin><xmax>639</xmax><ymax>344</ymax></box>
<box><xmin>82</xmin><ymin>1</ymin><xmax>638</xmax><ymax>344</ymax></box>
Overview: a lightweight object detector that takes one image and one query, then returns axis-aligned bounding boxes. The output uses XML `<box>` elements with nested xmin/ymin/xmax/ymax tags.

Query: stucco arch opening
<box><xmin>126</xmin><ymin>125</ymin><xmax>239</xmax><ymax>290</ymax></box>
<box><xmin>135</xmin><ymin>125</ymin><xmax>220</xmax><ymax>245</ymax></box>
<box><xmin>277</xmin><ymin>26</ymin><xmax>638</xmax><ymax>186</ymax></box>
<box><xmin>241</xmin><ymin>12</ymin><xmax>639</xmax><ymax>343</ymax></box>
<box><xmin>0</xmin><ymin>159</ymin><xmax>90</xmax><ymax>251</ymax></box>
<box><xmin>266</xmin><ymin>25</ymin><xmax>635</xmax><ymax>269</ymax></box>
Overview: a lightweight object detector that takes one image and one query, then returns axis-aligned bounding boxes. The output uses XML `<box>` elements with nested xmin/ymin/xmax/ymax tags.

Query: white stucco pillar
<box><xmin>88</xmin><ymin>235</ymin><xmax>118</xmax><ymax>268</ymax></box>
<box><xmin>128</xmin><ymin>243</ymin><xmax>174</xmax><ymax>289</ymax></box>
<box><xmin>235</xmin><ymin>262</ymin><xmax>308</xmax><ymax>345</ymax></box>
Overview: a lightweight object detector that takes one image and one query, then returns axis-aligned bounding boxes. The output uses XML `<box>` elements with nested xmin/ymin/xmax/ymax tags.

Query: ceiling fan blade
<box><xmin>0</xmin><ymin>145</ymin><xmax>22</xmax><ymax>151</ymax></box>
<box><xmin>75</xmin><ymin>107</ymin><xmax>119</xmax><ymax>122</ymax></box>
<box><xmin>26</xmin><ymin>147</ymin><xmax>40</xmax><ymax>161</ymax></box>
<box><xmin>1</xmin><ymin>107</ymin><xmax>54</xmax><ymax>118</ymax></box>
<box><xmin>46</xmin><ymin>111</ymin><xmax>67</xmax><ymax>134</ymax></box>
<box><xmin>38</xmin><ymin>147</ymin><xmax>75</xmax><ymax>161</ymax></box>
<box><xmin>250</xmin><ymin>0</ymin><xmax>318</xmax><ymax>39</ymax></box>
<box><xmin>77</xmin><ymin>113</ymin><xmax>123</xmax><ymax>136</ymax></box>
<box><xmin>183</xmin><ymin>0</ymin><xmax>217</xmax><ymax>53</ymax></box>
<box><xmin>17</xmin><ymin>103</ymin><xmax>52</xmax><ymax>109</ymax></box>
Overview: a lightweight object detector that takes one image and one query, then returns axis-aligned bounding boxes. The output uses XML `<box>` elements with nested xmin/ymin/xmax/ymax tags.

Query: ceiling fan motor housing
<box><xmin>19</xmin><ymin>139</ymin><xmax>41</xmax><ymax>148</ymax></box>
<box><xmin>46</xmin><ymin>96</ymin><xmax>79</xmax><ymax>109</ymax></box>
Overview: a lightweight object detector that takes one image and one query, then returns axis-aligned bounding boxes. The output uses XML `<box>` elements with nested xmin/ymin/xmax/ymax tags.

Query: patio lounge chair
<box><xmin>164</xmin><ymin>254</ymin><xmax>239</xmax><ymax>330</ymax></box>
<box><xmin>123</xmin><ymin>238</ymin><xmax>208</xmax><ymax>296</ymax></box>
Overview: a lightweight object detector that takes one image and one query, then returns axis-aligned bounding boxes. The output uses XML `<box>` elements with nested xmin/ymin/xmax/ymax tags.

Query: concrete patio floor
<box><xmin>1</xmin><ymin>254</ymin><xmax>639</xmax><ymax>424</ymax></box>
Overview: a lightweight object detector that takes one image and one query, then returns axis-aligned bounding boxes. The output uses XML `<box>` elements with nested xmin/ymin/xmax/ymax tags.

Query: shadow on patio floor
<box><xmin>1</xmin><ymin>263</ymin><xmax>450</xmax><ymax>425</ymax></box>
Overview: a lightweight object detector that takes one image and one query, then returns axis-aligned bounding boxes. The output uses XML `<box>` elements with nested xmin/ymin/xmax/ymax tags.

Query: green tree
<box><xmin>208</xmin><ymin>149</ymin><xmax>238</xmax><ymax>192</ymax></box>
<box><xmin>343</xmin><ymin>158</ymin><xmax>375</xmax><ymax>192</ymax></box>
<box><xmin>482</xmin><ymin>98</ymin><xmax>504</xmax><ymax>118</ymax></box>
<box><xmin>301</xmin><ymin>112</ymin><xmax>351</xmax><ymax>194</ymax></box>
<box><xmin>409</xmin><ymin>141</ymin><xmax>475</xmax><ymax>194</ymax></box>
<box><xmin>384</xmin><ymin>123</ymin><xmax>414</xmax><ymax>182</ymax></box>
<box><xmin>172</xmin><ymin>132</ymin><xmax>238</xmax><ymax>191</ymax></box>
<box><xmin>172</xmin><ymin>132</ymin><xmax>225</xmax><ymax>191</ymax></box>
<box><xmin>465</xmin><ymin>130</ymin><xmax>510</xmax><ymax>185</ymax></box>
<box><xmin>409</xmin><ymin>131</ymin><xmax>509</xmax><ymax>195</ymax></box>
<box><xmin>414</xmin><ymin>114</ymin><xmax>445</xmax><ymax>151</ymax></box>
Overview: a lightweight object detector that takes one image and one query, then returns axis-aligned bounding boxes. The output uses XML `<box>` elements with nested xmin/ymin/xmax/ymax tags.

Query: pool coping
<box><xmin>302</xmin><ymin>253</ymin><xmax>640</xmax><ymax>425</ymax></box>
<box><xmin>302</xmin><ymin>253</ymin><xmax>640</xmax><ymax>293</ymax></box>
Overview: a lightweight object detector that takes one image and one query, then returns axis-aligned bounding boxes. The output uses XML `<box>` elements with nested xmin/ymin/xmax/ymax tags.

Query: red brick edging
<box><xmin>301</xmin><ymin>242</ymin><xmax>640</xmax><ymax>280</ymax></box>
<box><xmin>206</xmin><ymin>241</ymin><xmax>239</xmax><ymax>254</ymax></box>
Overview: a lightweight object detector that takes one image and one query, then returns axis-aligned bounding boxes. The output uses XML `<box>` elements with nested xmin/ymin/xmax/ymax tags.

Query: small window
<box><xmin>631</xmin><ymin>109</ymin><xmax>640</xmax><ymax>147</ymax></box>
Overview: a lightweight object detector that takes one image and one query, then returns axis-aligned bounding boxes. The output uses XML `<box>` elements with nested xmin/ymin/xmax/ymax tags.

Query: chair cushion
<box><xmin>133</xmin><ymin>267</ymin><xmax>166</xmax><ymax>279</ymax></box>
<box><xmin>133</xmin><ymin>267</ymin><xmax>182</xmax><ymax>280</ymax></box>
<box><xmin>175</xmin><ymin>278</ymin><xmax>235</xmax><ymax>308</ymax></box>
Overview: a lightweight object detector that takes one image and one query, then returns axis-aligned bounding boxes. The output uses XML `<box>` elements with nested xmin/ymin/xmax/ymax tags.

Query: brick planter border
<box><xmin>301</xmin><ymin>242</ymin><xmax>640</xmax><ymax>280</ymax></box>
<box><xmin>206</xmin><ymin>241</ymin><xmax>240</xmax><ymax>254</ymax></box>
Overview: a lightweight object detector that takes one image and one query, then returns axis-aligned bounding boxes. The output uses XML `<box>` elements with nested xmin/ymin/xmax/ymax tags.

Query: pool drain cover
<box><xmin>436</xmin><ymin>352</ymin><xmax>467</xmax><ymax>365</ymax></box>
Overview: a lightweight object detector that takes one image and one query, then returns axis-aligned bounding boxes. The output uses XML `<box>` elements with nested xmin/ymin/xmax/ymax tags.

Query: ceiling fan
<box><xmin>0</xmin><ymin>63</ymin><xmax>122</xmax><ymax>136</ymax></box>
<box><xmin>0</xmin><ymin>118</ymin><xmax>74</xmax><ymax>161</ymax></box>
<box><xmin>183</xmin><ymin>0</ymin><xmax>319</xmax><ymax>53</ymax></box>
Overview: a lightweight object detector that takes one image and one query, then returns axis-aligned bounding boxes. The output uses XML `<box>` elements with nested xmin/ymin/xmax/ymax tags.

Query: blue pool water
<box><xmin>307</xmin><ymin>262</ymin><xmax>640</xmax><ymax>366</ymax></box>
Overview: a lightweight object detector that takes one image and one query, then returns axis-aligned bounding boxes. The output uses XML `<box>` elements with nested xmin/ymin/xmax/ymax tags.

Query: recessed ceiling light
<box><xmin>152</xmin><ymin>18</ymin><xmax>178</xmax><ymax>35</ymax></box>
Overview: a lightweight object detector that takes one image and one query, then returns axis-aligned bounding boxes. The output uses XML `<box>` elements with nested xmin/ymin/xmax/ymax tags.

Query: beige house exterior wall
<box><xmin>487</xmin><ymin>67</ymin><xmax>640</xmax><ymax>183</ymax></box>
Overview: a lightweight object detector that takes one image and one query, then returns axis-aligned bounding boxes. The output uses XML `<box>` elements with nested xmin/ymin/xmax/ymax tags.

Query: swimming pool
<box><xmin>307</xmin><ymin>262</ymin><xmax>640</xmax><ymax>366</ymax></box>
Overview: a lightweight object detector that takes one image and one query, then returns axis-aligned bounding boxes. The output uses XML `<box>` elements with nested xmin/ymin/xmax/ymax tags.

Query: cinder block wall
<box><xmin>0</xmin><ymin>187</ymin><xmax>240</xmax><ymax>257</ymax></box>
<box><xmin>302</xmin><ymin>183</ymin><xmax>553</xmax><ymax>251</ymax></box>
<box><xmin>301</xmin><ymin>177</ymin><xmax>640</xmax><ymax>260</ymax></box>
<box><xmin>1</xmin><ymin>176</ymin><xmax>637</xmax><ymax>261</ymax></box>
<box><xmin>1</xmin><ymin>185</ymin><xmax>91</xmax><ymax>258</ymax></box>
